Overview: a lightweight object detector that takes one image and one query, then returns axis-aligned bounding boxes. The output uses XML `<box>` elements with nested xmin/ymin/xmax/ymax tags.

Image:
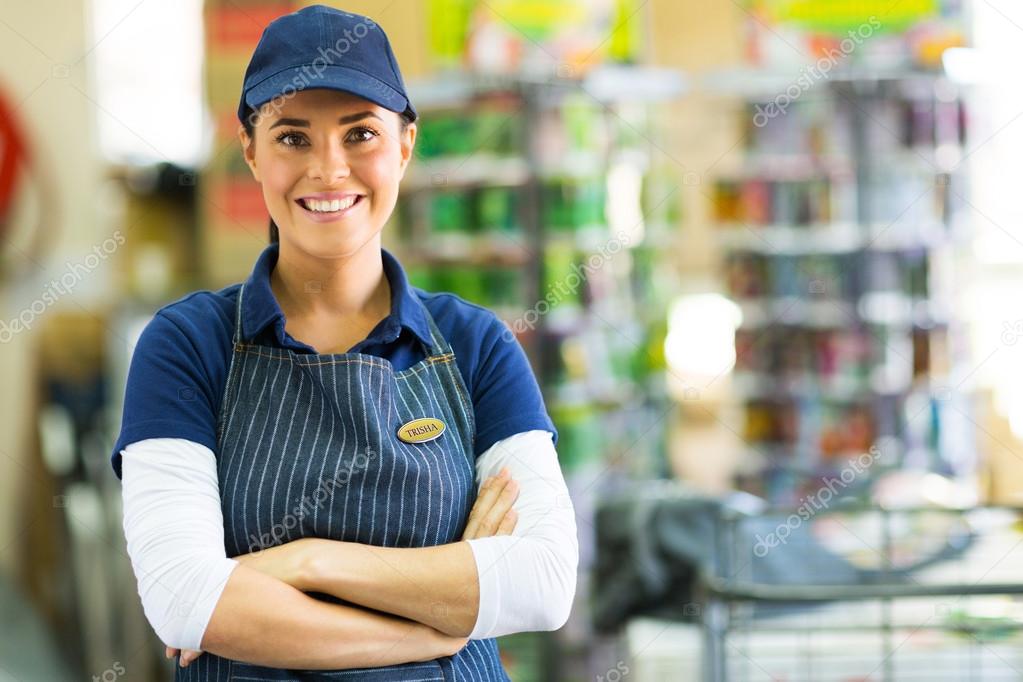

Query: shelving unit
<box><xmin>392</xmin><ymin>65</ymin><xmax>685</xmax><ymax>682</ymax></box>
<box><xmin>705</xmin><ymin>66</ymin><xmax>974</xmax><ymax>505</ymax></box>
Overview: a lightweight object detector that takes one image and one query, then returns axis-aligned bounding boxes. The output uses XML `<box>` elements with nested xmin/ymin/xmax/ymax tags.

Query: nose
<box><xmin>306</xmin><ymin>142</ymin><xmax>350</xmax><ymax>185</ymax></box>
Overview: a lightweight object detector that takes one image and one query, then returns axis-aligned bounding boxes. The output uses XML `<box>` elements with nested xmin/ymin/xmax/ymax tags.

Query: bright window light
<box><xmin>664</xmin><ymin>293</ymin><xmax>743</xmax><ymax>380</ymax></box>
<box><xmin>90</xmin><ymin>0</ymin><xmax>209</xmax><ymax>166</ymax></box>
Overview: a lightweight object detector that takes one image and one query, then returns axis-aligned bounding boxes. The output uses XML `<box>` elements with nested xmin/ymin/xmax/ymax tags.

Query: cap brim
<box><xmin>242</xmin><ymin>64</ymin><xmax>416</xmax><ymax>123</ymax></box>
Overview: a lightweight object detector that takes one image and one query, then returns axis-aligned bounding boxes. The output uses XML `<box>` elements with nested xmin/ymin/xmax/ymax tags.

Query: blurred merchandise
<box><xmin>743</xmin><ymin>0</ymin><xmax>966</xmax><ymax>71</ymax></box>
<box><xmin>709</xmin><ymin>58</ymin><xmax>973</xmax><ymax>504</ymax></box>
<box><xmin>428</xmin><ymin>0</ymin><xmax>647</xmax><ymax>73</ymax></box>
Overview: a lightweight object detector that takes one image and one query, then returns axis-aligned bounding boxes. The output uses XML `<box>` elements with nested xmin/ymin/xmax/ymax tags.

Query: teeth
<box><xmin>303</xmin><ymin>196</ymin><xmax>358</xmax><ymax>212</ymax></box>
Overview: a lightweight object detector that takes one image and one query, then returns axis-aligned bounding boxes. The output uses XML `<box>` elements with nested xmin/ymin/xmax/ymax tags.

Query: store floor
<box><xmin>0</xmin><ymin>575</ymin><xmax>75</xmax><ymax>681</ymax></box>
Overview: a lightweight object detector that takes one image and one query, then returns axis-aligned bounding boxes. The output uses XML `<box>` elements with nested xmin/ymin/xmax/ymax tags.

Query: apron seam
<box><xmin>234</xmin><ymin>344</ymin><xmax>457</xmax><ymax>375</ymax></box>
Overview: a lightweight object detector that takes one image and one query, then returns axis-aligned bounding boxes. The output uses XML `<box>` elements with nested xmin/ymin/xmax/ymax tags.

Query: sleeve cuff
<box><xmin>465</xmin><ymin>536</ymin><xmax>512</xmax><ymax>639</ymax></box>
<box><xmin>111</xmin><ymin>419</ymin><xmax>219</xmax><ymax>479</ymax></box>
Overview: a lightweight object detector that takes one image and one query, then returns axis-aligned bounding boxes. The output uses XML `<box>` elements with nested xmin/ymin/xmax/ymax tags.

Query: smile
<box><xmin>295</xmin><ymin>195</ymin><xmax>364</xmax><ymax>222</ymax></box>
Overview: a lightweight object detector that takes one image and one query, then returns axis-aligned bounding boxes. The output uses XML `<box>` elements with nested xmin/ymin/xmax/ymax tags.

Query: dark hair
<box><xmin>241</xmin><ymin>105</ymin><xmax>415</xmax><ymax>244</ymax></box>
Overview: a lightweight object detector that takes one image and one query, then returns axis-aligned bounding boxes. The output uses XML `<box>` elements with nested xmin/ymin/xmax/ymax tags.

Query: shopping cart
<box><xmin>696</xmin><ymin>505</ymin><xmax>1023</xmax><ymax>682</ymax></box>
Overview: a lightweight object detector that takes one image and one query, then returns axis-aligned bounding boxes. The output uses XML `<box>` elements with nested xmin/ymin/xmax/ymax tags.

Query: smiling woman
<box><xmin>112</xmin><ymin>5</ymin><xmax>578</xmax><ymax>682</ymax></box>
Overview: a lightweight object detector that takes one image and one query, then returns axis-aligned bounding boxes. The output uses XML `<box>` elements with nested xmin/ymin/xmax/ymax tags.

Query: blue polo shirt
<box><xmin>110</xmin><ymin>242</ymin><xmax>556</xmax><ymax>479</ymax></box>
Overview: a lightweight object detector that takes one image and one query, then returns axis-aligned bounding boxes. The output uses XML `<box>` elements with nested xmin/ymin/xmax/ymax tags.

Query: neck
<box><xmin>270</xmin><ymin>237</ymin><xmax>390</xmax><ymax>321</ymax></box>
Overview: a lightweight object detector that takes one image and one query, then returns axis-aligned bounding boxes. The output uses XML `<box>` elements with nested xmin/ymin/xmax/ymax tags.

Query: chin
<box><xmin>288</xmin><ymin>226</ymin><xmax>382</xmax><ymax>260</ymax></box>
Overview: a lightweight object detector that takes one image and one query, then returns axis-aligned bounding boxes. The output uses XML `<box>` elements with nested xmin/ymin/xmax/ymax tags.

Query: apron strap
<box><xmin>420</xmin><ymin>303</ymin><xmax>453</xmax><ymax>358</ymax></box>
<box><xmin>233</xmin><ymin>283</ymin><xmax>246</xmax><ymax>345</ymax></box>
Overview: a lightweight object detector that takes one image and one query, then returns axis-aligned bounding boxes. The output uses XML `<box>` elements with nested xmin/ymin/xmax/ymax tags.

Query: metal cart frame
<box><xmin>696</xmin><ymin>505</ymin><xmax>1023</xmax><ymax>682</ymax></box>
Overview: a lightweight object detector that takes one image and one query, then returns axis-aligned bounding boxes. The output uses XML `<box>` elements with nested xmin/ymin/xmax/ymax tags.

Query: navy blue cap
<box><xmin>237</xmin><ymin>5</ymin><xmax>417</xmax><ymax>125</ymax></box>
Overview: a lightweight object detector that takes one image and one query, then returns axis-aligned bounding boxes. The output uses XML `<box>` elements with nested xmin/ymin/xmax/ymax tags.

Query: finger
<box><xmin>464</xmin><ymin>469</ymin><xmax>512</xmax><ymax>537</ymax></box>
<box><xmin>472</xmin><ymin>473</ymin><xmax>511</xmax><ymax>517</ymax></box>
<box><xmin>462</xmin><ymin>475</ymin><xmax>510</xmax><ymax>539</ymax></box>
<box><xmin>180</xmin><ymin>650</ymin><xmax>204</xmax><ymax>666</ymax></box>
<box><xmin>463</xmin><ymin>476</ymin><xmax>506</xmax><ymax>540</ymax></box>
<box><xmin>477</xmin><ymin>479</ymin><xmax>519</xmax><ymax>537</ymax></box>
<box><xmin>495</xmin><ymin>508</ymin><xmax>518</xmax><ymax>535</ymax></box>
<box><xmin>165</xmin><ymin>647</ymin><xmax>179</xmax><ymax>659</ymax></box>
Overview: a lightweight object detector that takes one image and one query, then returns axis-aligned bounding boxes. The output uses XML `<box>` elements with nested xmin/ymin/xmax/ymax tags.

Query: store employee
<box><xmin>111</xmin><ymin>6</ymin><xmax>578</xmax><ymax>680</ymax></box>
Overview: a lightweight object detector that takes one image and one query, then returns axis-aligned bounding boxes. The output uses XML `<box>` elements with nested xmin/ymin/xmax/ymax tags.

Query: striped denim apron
<box><xmin>178</xmin><ymin>283</ymin><xmax>510</xmax><ymax>681</ymax></box>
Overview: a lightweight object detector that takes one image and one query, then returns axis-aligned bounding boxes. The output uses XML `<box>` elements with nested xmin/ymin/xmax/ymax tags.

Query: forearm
<box><xmin>300</xmin><ymin>539</ymin><xmax>480</xmax><ymax>637</ymax></box>
<box><xmin>202</xmin><ymin>562</ymin><xmax>464</xmax><ymax>668</ymax></box>
<box><xmin>296</xmin><ymin>430</ymin><xmax>579</xmax><ymax>640</ymax></box>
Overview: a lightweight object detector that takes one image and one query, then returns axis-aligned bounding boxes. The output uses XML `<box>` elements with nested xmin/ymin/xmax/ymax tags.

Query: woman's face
<box><xmin>239</xmin><ymin>88</ymin><xmax>416</xmax><ymax>259</ymax></box>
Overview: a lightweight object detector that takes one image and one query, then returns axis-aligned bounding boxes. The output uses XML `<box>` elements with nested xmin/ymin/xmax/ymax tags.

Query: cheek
<box><xmin>261</xmin><ymin>157</ymin><xmax>303</xmax><ymax>202</ymax></box>
<box><xmin>358</xmin><ymin>152</ymin><xmax>403</xmax><ymax>204</ymax></box>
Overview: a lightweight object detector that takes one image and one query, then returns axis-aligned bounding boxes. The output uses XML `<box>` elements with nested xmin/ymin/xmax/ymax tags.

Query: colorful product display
<box><xmin>417</xmin><ymin>106</ymin><xmax>522</xmax><ymax>159</ymax></box>
<box><xmin>724</xmin><ymin>251</ymin><xmax>930</xmax><ymax>301</ymax></box>
<box><xmin>407</xmin><ymin>263</ymin><xmax>524</xmax><ymax>310</ymax></box>
<box><xmin>394</xmin><ymin>73</ymin><xmax>678</xmax><ymax>487</ymax></box>
<box><xmin>742</xmin><ymin>399</ymin><xmax>876</xmax><ymax>459</ymax></box>
<box><xmin>744</xmin><ymin>0</ymin><xmax>965</xmax><ymax>71</ymax></box>
<box><xmin>542</xmin><ymin>177</ymin><xmax>607</xmax><ymax>233</ymax></box>
<box><xmin>712</xmin><ymin>178</ymin><xmax>833</xmax><ymax>226</ymax></box>
<box><xmin>428</xmin><ymin>0</ymin><xmax>647</xmax><ymax>73</ymax></box>
<box><xmin>716</xmin><ymin>71</ymin><xmax>968</xmax><ymax>503</ymax></box>
<box><xmin>734</xmin><ymin>327</ymin><xmax>873</xmax><ymax>386</ymax></box>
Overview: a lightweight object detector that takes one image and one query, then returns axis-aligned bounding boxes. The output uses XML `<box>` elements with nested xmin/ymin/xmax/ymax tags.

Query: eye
<box><xmin>346</xmin><ymin>126</ymin><xmax>379</xmax><ymax>144</ymax></box>
<box><xmin>274</xmin><ymin>130</ymin><xmax>308</xmax><ymax>148</ymax></box>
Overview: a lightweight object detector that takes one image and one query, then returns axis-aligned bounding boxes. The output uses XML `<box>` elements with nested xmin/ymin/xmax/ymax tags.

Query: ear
<box><xmin>397</xmin><ymin>122</ymin><xmax>417</xmax><ymax>179</ymax></box>
<box><xmin>237</xmin><ymin>124</ymin><xmax>260</xmax><ymax>182</ymax></box>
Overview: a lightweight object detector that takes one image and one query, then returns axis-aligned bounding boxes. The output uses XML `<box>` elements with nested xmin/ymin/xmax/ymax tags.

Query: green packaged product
<box><xmin>429</xmin><ymin>191</ymin><xmax>472</xmax><ymax>234</ymax></box>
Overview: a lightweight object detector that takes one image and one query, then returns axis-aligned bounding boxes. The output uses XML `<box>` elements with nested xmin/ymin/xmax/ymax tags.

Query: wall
<box><xmin>0</xmin><ymin>0</ymin><xmax>108</xmax><ymax>578</ymax></box>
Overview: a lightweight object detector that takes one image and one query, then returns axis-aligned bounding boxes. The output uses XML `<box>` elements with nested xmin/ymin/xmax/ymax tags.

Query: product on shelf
<box><xmin>711</xmin><ymin>178</ymin><xmax>833</xmax><ymax>226</ymax></box>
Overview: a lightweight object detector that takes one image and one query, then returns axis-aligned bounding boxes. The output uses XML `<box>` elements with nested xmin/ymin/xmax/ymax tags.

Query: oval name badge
<box><xmin>397</xmin><ymin>417</ymin><xmax>446</xmax><ymax>444</ymax></box>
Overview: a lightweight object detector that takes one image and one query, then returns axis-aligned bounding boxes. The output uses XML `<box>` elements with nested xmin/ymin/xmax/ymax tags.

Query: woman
<box><xmin>112</xmin><ymin>6</ymin><xmax>578</xmax><ymax>680</ymax></box>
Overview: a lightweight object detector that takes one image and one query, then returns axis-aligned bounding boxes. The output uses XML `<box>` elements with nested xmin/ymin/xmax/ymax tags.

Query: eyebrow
<box><xmin>269</xmin><ymin>111</ymin><xmax>383</xmax><ymax>130</ymax></box>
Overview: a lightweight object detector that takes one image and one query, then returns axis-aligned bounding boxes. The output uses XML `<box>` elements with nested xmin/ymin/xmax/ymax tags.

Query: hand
<box><xmin>234</xmin><ymin>537</ymin><xmax>318</xmax><ymax>590</ymax></box>
<box><xmin>165</xmin><ymin>646</ymin><xmax>203</xmax><ymax>667</ymax></box>
<box><xmin>461</xmin><ymin>467</ymin><xmax>519</xmax><ymax>540</ymax></box>
<box><xmin>415</xmin><ymin>621</ymin><xmax>469</xmax><ymax>660</ymax></box>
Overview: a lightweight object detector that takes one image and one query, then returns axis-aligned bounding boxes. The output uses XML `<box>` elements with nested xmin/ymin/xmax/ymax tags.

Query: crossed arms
<box><xmin>120</xmin><ymin>430</ymin><xmax>578</xmax><ymax>670</ymax></box>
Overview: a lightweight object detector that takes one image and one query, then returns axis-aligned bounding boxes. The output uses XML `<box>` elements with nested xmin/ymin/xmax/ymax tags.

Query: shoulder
<box><xmin>113</xmin><ymin>286</ymin><xmax>241</xmax><ymax>477</ymax></box>
<box><xmin>413</xmin><ymin>286</ymin><xmax>529</xmax><ymax>389</ymax></box>
<box><xmin>415</xmin><ymin>288</ymin><xmax>506</xmax><ymax>342</ymax></box>
<box><xmin>131</xmin><ymin>285</ymin><xmax>240</xmax><ymax>378</ymax></box>
<box><xmin>149</xmin><ymin>284</ymin><xmax>239</xmax><ymax>340</ymax></box>
<box><xmin>414</xmin><ymin>288</ymin><xmax>517</xmax><ymax>379</ymax></box>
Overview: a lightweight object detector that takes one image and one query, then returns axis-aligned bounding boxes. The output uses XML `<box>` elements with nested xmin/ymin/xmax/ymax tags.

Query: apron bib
<box><xmin>177</xmin><ymin>283</ymin><xmax>510</xmax><ymax>681</ymax></box>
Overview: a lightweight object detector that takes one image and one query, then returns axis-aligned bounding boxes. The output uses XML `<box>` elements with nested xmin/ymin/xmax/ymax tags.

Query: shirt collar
<box><xmin>240</xmin><ymin>242</ymin><xmax>434</xmax><ymax>353</ymax></box>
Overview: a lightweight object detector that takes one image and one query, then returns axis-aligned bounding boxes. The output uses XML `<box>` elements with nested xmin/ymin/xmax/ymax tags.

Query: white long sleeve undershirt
<box><xmin>119</xmin><ymin>430</ymin><xmax>578</xmax><ymax>649</ymax></box>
